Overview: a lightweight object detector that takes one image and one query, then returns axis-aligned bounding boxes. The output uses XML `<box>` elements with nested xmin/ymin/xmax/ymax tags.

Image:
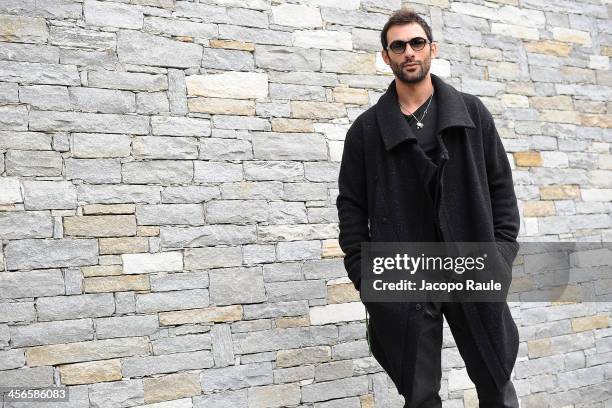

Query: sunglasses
<box><xmin>386</xmin><ymin>37</ymin><xmax>431</xmax><ymax>54</ymax></box>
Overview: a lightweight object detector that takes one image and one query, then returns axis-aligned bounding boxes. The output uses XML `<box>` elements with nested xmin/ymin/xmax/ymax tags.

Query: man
<box><xmin>336</xmin><ymin>8</ymin><xmax>521</xmax><ymax>408</ymax></box>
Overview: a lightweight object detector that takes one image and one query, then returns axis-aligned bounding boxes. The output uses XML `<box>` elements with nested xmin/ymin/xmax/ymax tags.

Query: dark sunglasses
<box><xmin>386</xmin><ymin>37</ymin><xmax>431</xmax><ymax>54</ymax></box>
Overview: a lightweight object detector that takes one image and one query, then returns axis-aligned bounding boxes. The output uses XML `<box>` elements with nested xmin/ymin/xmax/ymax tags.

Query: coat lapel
<box><xmin>375</xmin><ymin>73</ymin><xmax>477</xmax><ymax>152</ymax></box>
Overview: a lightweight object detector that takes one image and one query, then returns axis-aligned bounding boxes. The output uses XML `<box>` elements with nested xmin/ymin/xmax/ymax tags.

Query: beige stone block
<box><xmin>0</xmin><ymin>15</ymin><xmax>48</xmax><ymax>43</ymax></box>
<box><xmin>561</xmin><ymin>66</ymin><xmax>596</xmax><ymax>83</ymax></box>
<box><xmin>81</xmin><ymin>264</ymin><xmax>123</xmax><ymax>277</ymax></box>
<box><xmin>522</xmin><ymin>201</ymin><xmax>556</xmax><ymax>217</ymax></box>
<box><xmin>506</xmin><ymin>81</ymin><xmax>535</xmax><ymax>95</ymax></box>
<box><xmin>271</xmin><ymin>118</ymin><xmax>314</xmax><ymax>133</ymax></box>
<box><xmin>275</xmin><ymin>315</ymin><xmax>309</xmax><ymax>328</ymax></box>
<box><xmin>360</xmin><ymin>394</ymin><xmax>375</xmax><ymax>408</ymax></box>
<box><xmin>508</xmin><ymin>276</ymin><xmax>534</xmax><ymax>294</ymax></box>
<box><xmin>602</xmin><ymin>45</ymin><xmax>612</xmax><ymax>57</ymax></box>
<box><xmin>487</xmin><ymin>61</ymin><xmax>520</xmax><ymax>80</ymax></box>
<box><xmin>539</xmin><ymin>109</ymin><xmax>581</xmax><ymax>124</ymax></box>
<box><xmin>470</xmin><ymin>47</ymin><xmax>503</xmax><ymax>61</ymax></box>
<box><xmin>99</xmin><ymin>237</ymin><xmax>149</xmax><ymax>255</ymax></box>
<box><xmin>209</xmin><ymin>39</ymin><xmax>255</xmax><ymax>51</ymax></box>
<box><xmin>539</xmin><ymin>185</ymin><xmax>580</xmax><ymax>200</ymax></box>
<box><xmin>159</xmin><ymin>305</ymin><xmax>242</xmax><ymax>325</ymax></box>
<box><xmin>59</xmin><ymin>359</ymin><xmax>122</xmax><ymax>385</ymax></box>
<box><xmin>143</xmin><ymin>372</ymin><xmax>201</xmax><ymax>404</ymax></box>
<box><xmin>530</xmin><ymin>95</ymin><xmax>573</xmax><ymax>110</ymax></box>
<box><xmin>580</xmin><ymin>113</ymin><xmax>612</xmax><ymax>128</ymax></box>
<box><xmin>291</xmin><ymin>101</ymin><xmax>346</xmax><ymax>119</ymax></box>
<box><xmin>26</xmin><ymin>337</ymin><xmax>150</xmax><ymax>366</ymax></box>
<box><xmin>523</xmin><ymin>40</ymin><xmax>571</xmax><ymax>57</ymax></box>
<box><xmin>83</xmin><ymin>204</ymin><xmax>135</xmax><ymax>215</ymax></box>
<box><xmin>64</xmin><ymin>215</ymin><xmax>136</xmax><ymax>237</ymax></box>
<box><xmin>327</xmin><ymin>283</ymin><xmax>360</xmax><ymax>304</ymax></box>
<box><xmin>322</xmin><ymin>51</ymin><xmax>375</xmax><ymax>74</ymax></box>
<box><xmin>188</xmin><ymin>97</ymin><xmax>255</xmax><ymax>115</ymax></box>
<box><xmin>322</xmin><ymin>239</ymin><xmax>343</xmax><ymax>258</ymax></box>
<box><xmin>138</xmin><ymin>226</ymin><xmax>159</xmax><ymax>236</ymax></box>
<box><xmin>552</xmin><ymin>27</ymin><xmax>592</xmax><ymax>46</ymax></box>
<box><xmin>332</xmin><ymin>87</ymin><xmax>369</xmax><ymax>105</ymax></box>
<box><xmin>276</xmin><ymin>346</ymin><xmax>330</xmax><ymax>367</ymax></box>
<box><xmin>572</xmin><ymin>313</ymin><xmax>609</xmax><ymax>332</ymax></box>
<box><xmin>248</xmin><ymin>383</ymin><xmax>301</xmax><ymax>408</ymax></box>
<box><xmin>551</xmin><ymin>285</ymin><xmax>582</xmax><ymax>302</ymax></box>
<box><xmin>527</xmin><ymin>338</ymin><xmax>551</xmax><ymax>358</ymax></box>
<box><xmin>84</xmin><ymin>275</ymin><xmax>150</xmax><ymax>293</ymax></box>
<box><xmin>574</xmin><ymin>100</ymin><xmax>606</xmax><ymax>114</ymax></box>
<box><xmin>514</xmin><ymin>151</ymin><xmax>542</xmax><ymax>167</ymax></box>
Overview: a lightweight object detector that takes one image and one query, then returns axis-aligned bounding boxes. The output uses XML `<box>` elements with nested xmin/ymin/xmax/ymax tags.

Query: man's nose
<box><xmin>402</xmin><ymin>46</ymin><xmax>416</xmax><ymax>59</ymax></box>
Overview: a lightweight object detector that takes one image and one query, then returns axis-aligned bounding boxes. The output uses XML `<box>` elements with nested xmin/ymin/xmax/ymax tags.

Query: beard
<box><xmin>389</xmin><ymin>53</ymin><xmax>431</xmax><ymax>85</ymax></box>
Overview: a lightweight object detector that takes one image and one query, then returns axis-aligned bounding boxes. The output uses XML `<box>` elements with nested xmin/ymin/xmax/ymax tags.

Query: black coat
<box><xmin>336</xmin><ymin>73</ymin><xmax>521</xmax><ymax>394</ymax></box>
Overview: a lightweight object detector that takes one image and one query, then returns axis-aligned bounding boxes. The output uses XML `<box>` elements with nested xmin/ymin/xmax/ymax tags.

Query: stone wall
<box><xmin>0</xmin><ymin>0</ymin><xmax>610</xmax><ymax>407</ymax></box>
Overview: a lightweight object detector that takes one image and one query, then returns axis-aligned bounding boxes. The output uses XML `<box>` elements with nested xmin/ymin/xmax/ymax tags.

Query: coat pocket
<box><xmin>370</xmin><ymin>179</ymin><xmax>395</xmax><ymax>241</ymax></box>
<box><xmin>495</xmin><ymin>241</ymin><xmax>518</xmax><ymax>276</ymax></box>
<box><xmin>494</xmin><ymin>241</ymin><xmax>517</xmax><ymax>299</ymax></box>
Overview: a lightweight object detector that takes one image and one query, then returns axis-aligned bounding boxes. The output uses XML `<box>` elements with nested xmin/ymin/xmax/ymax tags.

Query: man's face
<box><xmin>382</xmin><ymin>23</ymin><xmax>437</xmax><ymax>85</ymax></box>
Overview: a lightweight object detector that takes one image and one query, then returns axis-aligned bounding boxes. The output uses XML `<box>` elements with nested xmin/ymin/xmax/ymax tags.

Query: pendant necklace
<box><xmin>399</xmin><ymin>89</ymin><xmax>434</xmax><ymax>130</ymax></box>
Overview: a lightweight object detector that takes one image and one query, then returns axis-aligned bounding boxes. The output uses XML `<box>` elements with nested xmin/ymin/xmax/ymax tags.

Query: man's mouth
<box><xmin>403</xmin><ymin>62</ymin><xmax>419</xmax><ymax>68</ymax></box>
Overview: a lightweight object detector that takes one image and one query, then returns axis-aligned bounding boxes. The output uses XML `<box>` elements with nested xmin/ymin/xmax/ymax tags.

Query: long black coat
<box><xmin>336</xmin><ymin>73</ymin><xmax>521</xmax><ymax>395</ymax></box>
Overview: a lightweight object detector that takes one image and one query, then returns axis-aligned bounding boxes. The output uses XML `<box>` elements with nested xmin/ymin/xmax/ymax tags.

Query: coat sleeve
<box><xmin>336</xmin><ymin>118</ymin><xmax>370</xmax><ymax>292</ymax></box>
<box><xmin>480</xmin><ymin>101</ymin><xmax>521</xmax><ymax>267</ymax></box>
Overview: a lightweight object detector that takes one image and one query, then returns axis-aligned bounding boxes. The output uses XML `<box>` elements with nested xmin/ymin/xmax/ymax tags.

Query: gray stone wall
<box><xmin>0</xmin><ymin>0</ymin><xmax>610</xmax><ymax>407</ymax></box>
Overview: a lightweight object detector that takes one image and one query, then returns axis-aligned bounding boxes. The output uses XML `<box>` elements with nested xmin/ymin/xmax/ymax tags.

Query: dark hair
<box><xmin>380</xmin><ymin>8</ymin><xmax>433</xmax><ymax>51</ymax></box>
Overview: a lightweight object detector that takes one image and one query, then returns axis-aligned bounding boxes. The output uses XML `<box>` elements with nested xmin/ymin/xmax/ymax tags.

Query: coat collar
<box><xmin>375</xmin><ymin>72</ymin><xmax>476</xmax><ymax>151</ymax></box>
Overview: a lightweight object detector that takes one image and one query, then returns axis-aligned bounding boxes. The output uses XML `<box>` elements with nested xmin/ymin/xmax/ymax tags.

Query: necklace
<box><xmin>398</xmin><ymin>89</ymin><xmax>434</xmax><ymax>130</ymax></box>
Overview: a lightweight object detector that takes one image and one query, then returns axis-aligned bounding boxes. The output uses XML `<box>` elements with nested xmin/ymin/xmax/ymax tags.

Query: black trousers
<box><xmin>403</xmin><ymin>301</ymin><xmax>519</xmax><ymax>408</ymax></box>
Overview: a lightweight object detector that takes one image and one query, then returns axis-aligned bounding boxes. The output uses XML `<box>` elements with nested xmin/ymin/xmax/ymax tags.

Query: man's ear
<box><xmin>381</xmin><ymin>49</ymin><xmax>390</xmax><ymax>65</ymax></box>
<box><xmin>431</xmin><ymin>41</ymin><xmax>438</xmax><ymax>59</ymax></box>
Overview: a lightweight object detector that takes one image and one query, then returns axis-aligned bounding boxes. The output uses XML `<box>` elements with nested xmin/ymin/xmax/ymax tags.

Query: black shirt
<box><xmin>402</xmin><ymin>92</ymin><xmax>439</xmax><ymax>164</ymax></box>
<box><xmin>402</xmin><ymin>92</ymin><xmax>440</xmax><ymax>203</ymax></box>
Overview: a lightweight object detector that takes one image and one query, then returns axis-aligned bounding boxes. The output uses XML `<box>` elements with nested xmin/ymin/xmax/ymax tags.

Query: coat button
<box><xmin>382</xmin><ymin>216</ymin><xmax>388</xmax><ymax>223</ymax></box>
<box><xmin>415</xmin><ymin>303</ymin><xmax>422</xmax><ymax>311</ymax></box>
